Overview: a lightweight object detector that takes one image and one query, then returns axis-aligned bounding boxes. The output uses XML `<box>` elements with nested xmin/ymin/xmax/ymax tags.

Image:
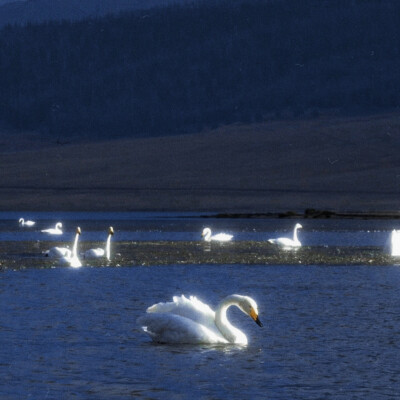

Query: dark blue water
<box><xmin>1</xmin><ymin>265</ymin><xmax>400</xmax><ymax>399</ymax></box>
<box><xmin>1</xmin><ymin>211</ymin><xmax>399</xmax><ymax>246</ymax></box>
<box><xmin>1</xmin><ymin>212</ymin><xmax>400</xmax><ymax>398</ymax></box>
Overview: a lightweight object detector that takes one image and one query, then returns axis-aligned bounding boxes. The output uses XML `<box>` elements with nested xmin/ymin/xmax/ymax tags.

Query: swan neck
<box><xmin>105</xmin><ymin>233</ymin><xmax>112</xmax><ymax>260</ymax></box>
<box><xmin>215</xmin><ymin>296</ymin><xmax>246</xmax><ymax>344</ymax></box>
<box><xmin>293</xmin><ymin>226</ymin><xmax>299</xmax><ymax>242</ymax></box>
<box><xmin>72</xmin><ymin>233</ymin><xmax>79</xmax><ymax>257</ymax></box>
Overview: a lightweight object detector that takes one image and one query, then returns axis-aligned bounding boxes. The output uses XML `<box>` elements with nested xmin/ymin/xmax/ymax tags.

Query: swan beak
<box><xmin>109</xmin><ymin>226</ymin><xmax>114</xmax><ymax>235</ymax></box>
<box><xmin>250</xmin><ymin>308</ymin><xmax>263</xmax><ymax>327</ymax></box>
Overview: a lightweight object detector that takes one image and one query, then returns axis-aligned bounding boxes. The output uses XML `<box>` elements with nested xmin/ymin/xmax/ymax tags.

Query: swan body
<box><xmin>41</xmin><ymin>222</ymin><xmax>63</xmax><ymax>235</ymax></box>
<box><xmin>84</xmin><ymin>227</ymin><xmax>114</xmax><ymax>260</ymax></box>
<box><xmin>268</xmin><ymin>223</ymin><xmax>302</xmax><ymax>249</ymax></box>
<box><xmin>59</xmin><ymin>227</ymin><xmax>82</xmax><ymax>268</ymax></box>
<box><xmin>201</xmin><ymin>227</ymin><xmax>233</xmax><ymax>242</ymax></box>
<box><xmin>19</xmin><ymin>218</ymin><xmax>35</xmax><ymax>227</ymax></box>
<box><xmin>389</xmin><ymin>229</ymin><xmax>400</xmax><ymax>256</ymax></box>
<box><xmin>137</xmin><ymin>294</ymin><xmax>262</xmax><ymax>345</ymax></box>
<box><xmin>45</xmin><ymin>246</ymin><xmax>71</xmax><ymax>258</ymax></box>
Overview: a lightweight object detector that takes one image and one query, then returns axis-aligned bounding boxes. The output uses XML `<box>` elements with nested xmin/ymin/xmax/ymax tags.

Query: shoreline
<box><xmin>202</xmin><ymin>209</ymin><xmax>400</xmax><ymax>220</ymax></box>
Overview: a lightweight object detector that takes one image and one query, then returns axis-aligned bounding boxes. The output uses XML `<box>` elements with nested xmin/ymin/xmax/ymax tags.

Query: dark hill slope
<box><xmin>0</xmin><ymin>0</ymin><xmax>399</xmax><ymax>139</ymax></box>
<box><xmin>0</xmin><ymin>0</ymin><xmax>187</xmax><ymax>27</ymax></box>
<box><xmin>0</xmin><ymin>113</ymin><xmax>399</xmax><ymax>212</ymax></box>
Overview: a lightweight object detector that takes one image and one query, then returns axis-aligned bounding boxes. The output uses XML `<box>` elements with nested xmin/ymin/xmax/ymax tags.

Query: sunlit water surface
<box><xmin>1</xmin><ymin>212</ymin><xmax>400</xmax><ymax>399</ymax></box>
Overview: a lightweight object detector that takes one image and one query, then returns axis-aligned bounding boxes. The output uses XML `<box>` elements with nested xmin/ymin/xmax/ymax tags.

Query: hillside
<box><xmin>1</xmin><ymin>113</ymin><xmax>399</xmax><ymax>212</ymax></box>
<box><xmin>0</xmin><ymin>0</ymin><xmax>399</xmax><ymax>141</ymax></box>
<box><xmin>0</xmin><ymin>0</ymin><xmax>187</xmax><ymax>27</ymax></box>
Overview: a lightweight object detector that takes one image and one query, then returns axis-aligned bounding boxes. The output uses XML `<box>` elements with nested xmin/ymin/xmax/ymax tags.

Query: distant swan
<box><xmin>84</xmin><ymin>226</ymin><xmax>114</xmax><ymax>260</ymax></box>
<box><xmin>137</xmin><ymin>294</ymin><xmax>262</xmax><ymax>345</ymax></box>
<box><xmin>60</xmin><ymin>227</ymin><xmax>82</xmax><ymax>268</ymax></box>
<box><xmin>41</xmin><ymin>222</ymin><xmax>63</xmax><ymax>235</ymax></box>
<box><xmin>201</xmin><ymin>227</ymin><xmax>233</xmax><ymax>242</ymax></box>
<box><xmin>19</xmin><ymin>218</ymin><xmax>35</xmax><ymax>227</ymax></box>
<box><xmin>268</xmin><ymin>223</ymin><xmax>302</xmax><ymax>249</ymax></box>
<box><xmin>389</xmin><ymin>229</ymin><xmax>400</xmax><ymax>256</ymax></box>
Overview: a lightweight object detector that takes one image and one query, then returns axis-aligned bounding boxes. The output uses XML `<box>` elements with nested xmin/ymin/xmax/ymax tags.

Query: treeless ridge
<box><xmin>1</xmin><ymin>113</ymin><xmax>400</xmax><ymax>212</ymax></box>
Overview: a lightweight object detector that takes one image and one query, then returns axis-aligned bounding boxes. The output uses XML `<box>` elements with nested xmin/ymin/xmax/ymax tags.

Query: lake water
<box><xmin>1</xmin><ymin>212</ymin><xmax>400</xmax><ymax>399</ymax></box>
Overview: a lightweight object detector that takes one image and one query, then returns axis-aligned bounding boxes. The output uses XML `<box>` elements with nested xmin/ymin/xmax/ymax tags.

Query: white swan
<box><xmin>268</xmin><ymin>223</ymin><xmax>302</xmax><ymax>249</ymax></box>
<box><xmin>137</xmin><ymin>294</ymin><xmax>262</xmax><ymax>345</ymax></box>
<box><xmin>83</xmin><ymin>226</ymin><xmax>114</xmax><ymax>260</ymax></box>
<box><xmin>201</xmin><ymin>227</ymin><xmax>233</xmax><ymax>242</ymax></box>
<box><xmin>389</xmin><ymin>229</ymin><xmax>400</xmax><ymax>256</ymax></box>
<box><xmin>19</xmin><ymin>218</ymin><xmax>35</xmax><ymax>227</ymax></box>
<box><xmin>59</xmin><ymin>227</ymin><xmax>82</xmax><ymax>268</ymax></box>
<box><xmin>41</xmin><ymin>222</ymin><xmax>63</xmax><ymax>235</ymax></box>
<box><xmin>44</xmin><ymin>246</ymin><xmax>71</xmax><ymax>258</ymax></box>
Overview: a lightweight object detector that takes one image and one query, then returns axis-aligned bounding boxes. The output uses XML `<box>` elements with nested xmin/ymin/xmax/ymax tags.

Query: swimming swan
<box><xmin>389</xmin><ymin>229</ymin><xmax>400</xmax><ymax>256</ymax></box>
<box><xmin>137</xmin><ymin>294</ymin><xmax>262</xmax><ymax>345</ymax></box>
<box><xmin>268</xmin><ymin>223</ymin><xmax>302</xmax><ymax>249</ymax></box>
<box><xmin>41</xmin><ymin>222</ymin><xmax>63</xmax><ymax>235</ymax></box>
<box><xmin>84</xmin><ymin>226</ymin><xmax>114</xmax><ymax>260</ymax></box>
<box><xmin>201</xmin><ymin>227</ymin><xmax>233</xmax><ymax>242</ymax></box>
<box><xmin>60</xmin><ymin>227</ymin><xmax>82</xmax><ymax>268</ymax></box>
<box><xmin>19</xmin><ymin>218</ymin><xmax>35</xmax><ymax>227</ymax></box>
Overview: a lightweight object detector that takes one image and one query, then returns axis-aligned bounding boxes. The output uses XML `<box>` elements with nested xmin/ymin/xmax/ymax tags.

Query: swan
<box><xmin>389</xmin><ymin>229</ymin><xmax>400</xmax><ymax>256</ymax></box>
<box><xmin>137</xmin><ymin>294</ymin><xmax>262</xmax><ymax>345</ymax></box>
<box><xmin>268</xmin><ymin>223</ymin><xmax>302</xmax><ymax>249</ymax></box>
<box><xmin>83</xmin><ymin>226</ymin><xmax>114</xmax><ymax>260</ymax></box>
<box><xmin>59</xmin><ymin>227</ymin><xmax>82</xmax><ymax>268</ymax></box>
<box><xmin>44</xmin><ymin>246</ymin><xmax>71</xmax><ymax>258</ymax></box>
<box><xmin>201</xmin><ymin>227</ymin><xmax>233</xmax><ymax>242</ymax></box>
<box><xmin>41</xmin><ymin>222</ymin><xmax>63</xmax><ymax>235</ymax></box>
<box><xmin>19</xmin><ymin>218</ymin><xmax>35</xmax><ymax>227</ymax></box>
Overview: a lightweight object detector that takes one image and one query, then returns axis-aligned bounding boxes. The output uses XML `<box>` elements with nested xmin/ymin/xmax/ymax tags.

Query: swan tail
<box><xmin>137</xmin><ymin>313</ymin><xmax>226</xmax><ymax>344</ymax></box>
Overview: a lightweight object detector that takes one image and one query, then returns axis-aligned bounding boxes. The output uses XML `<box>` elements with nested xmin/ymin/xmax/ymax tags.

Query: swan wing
<box><xmin>46</xmin><ymin>247</ymin><xmax>70</xmax><ymax>258</ymax></box>
<box><xmin>137</xmin><ymin>313</ymin><xmax>227</xmax><ymax>344</ymax></box>
<box><xmin>268</xmin><ymin>237</ymin><xmax>300</xmax><ymax>247</ymax></box>
<box><xmin>212</xmin><ymin>233</ymin><xmax>233</xmax><ymax>241</ymax></box>
<box><xmin>26</xmin><ymin>220</ymin><xmax>35</xmax><ymax>226</ymax></box>
<box><xmin>84</xmin><ymin>248</ymin><xmax>105</xmax><ymax>258</ymax></box>
<box><xmin>147</xmin><ymin>295</ymin><xmax>218</xmax><ymax>333</ymax></box>
<box><xmin>41</xmin><ymin>228</ymin><xmax>62</xmax><ymax>235</ymax></box>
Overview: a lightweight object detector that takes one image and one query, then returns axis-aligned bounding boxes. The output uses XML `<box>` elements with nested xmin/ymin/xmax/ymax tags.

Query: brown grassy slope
<box><xmin>1</xmin><ymin>113</ymin><xmax>400</xmax><ymax>212</ymax></box>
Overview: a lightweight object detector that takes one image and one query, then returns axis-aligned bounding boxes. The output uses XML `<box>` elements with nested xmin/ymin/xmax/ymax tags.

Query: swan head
<box><xmin>76</xmin><ymin>227</ymin><xmax>81</xmax><ymax>235</ymax></box>
<box><xmin>109</xmin><ymin>226</ymin><xmax>114</xmax><ymax>235</ymax></box>
<box><xmin>230</xmin><ymin>295</ymin><xmax>263</xmax><ymax>327</ymax></box>
<box><xmin>19</xmin><ymin>218</ymin><xmax>24</xmax><ymax>224</ymax></box>
<box><xmin>201</xmin><ymin>227</ymin><xmax>211</xmax><ymax>237</ymax></box>
<box><xmin>295</xmin><ymin>223</ymin><xmax>302</xmax><ymax>230</ymax></box>
<box><xmin>56</xmin><ymin>222</ymin><xmax>63</xmax><ymax>229</ymax></box>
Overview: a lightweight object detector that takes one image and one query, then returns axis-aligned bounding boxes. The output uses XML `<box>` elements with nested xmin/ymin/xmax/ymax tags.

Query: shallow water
<box><xmin>1</xmin><ymin>212</ymin><xmax>400</xmax><ymax>398</ymax></box>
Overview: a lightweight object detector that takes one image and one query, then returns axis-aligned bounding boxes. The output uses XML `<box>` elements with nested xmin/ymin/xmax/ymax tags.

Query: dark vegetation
<box><xmin>0</xmin><ymin>0</ymin><xmax>400</xmax><ymax>139</ymax></box>
<box><xmin>0</xmin><ymin>0</ymin><xmax>183</xmax><ymax>28</ymax></box>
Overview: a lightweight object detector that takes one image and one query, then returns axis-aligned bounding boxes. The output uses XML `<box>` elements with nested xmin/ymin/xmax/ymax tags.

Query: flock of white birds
<box><xmin>19</xmin><ymin>218</ymin><xmax>114</xmax><ymax>268</ymax></box>
<box><xmin>18</xmin><ymin>217</ymin><xmax>400</xmax><ymax>345</ymax></box>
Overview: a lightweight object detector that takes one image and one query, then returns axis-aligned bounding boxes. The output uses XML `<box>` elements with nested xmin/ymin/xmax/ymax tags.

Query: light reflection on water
<box><xmin>1</xmin><ymin>213</ymin><xmax>400</xmax><ymax>398</ymax></box>
<box><xmin>1</xmin><ymin>265</ymin><xmax>400</xmax><ymax>399</ymax></box>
